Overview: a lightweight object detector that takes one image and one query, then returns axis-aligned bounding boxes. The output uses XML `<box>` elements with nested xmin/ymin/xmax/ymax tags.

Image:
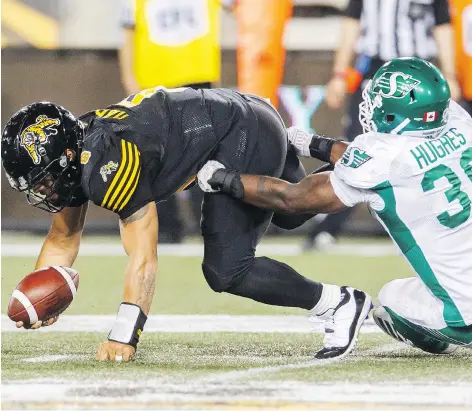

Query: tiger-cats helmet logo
<box><xmin>20</xmin><ymin>115</ymin><xmax>61</xmax><ymax>165</ymax></box>
<box><xmin>100</xmin><ymin>161</ymin><xmax>119</xmax><ymax>182</ymax></box>
<box><xmin>372</xmin><ymin>72</ymin><xmax>421</xmax><ymax>99</ymax></box>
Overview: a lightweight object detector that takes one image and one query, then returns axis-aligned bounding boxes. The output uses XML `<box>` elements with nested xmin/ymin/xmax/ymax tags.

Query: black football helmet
<box><xmin>1</xmin><ymin>102</ymin><xmax>84</xmax><ymax>212</ymax></box>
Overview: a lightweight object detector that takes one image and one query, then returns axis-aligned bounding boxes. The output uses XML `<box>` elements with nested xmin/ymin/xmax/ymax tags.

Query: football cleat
<box><xmin>314</xmin><ymin>286</ymin><xmax>372</xmax><ymax>359</ymax></box>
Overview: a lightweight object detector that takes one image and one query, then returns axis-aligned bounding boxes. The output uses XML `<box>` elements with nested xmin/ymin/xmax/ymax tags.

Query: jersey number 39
<box><xmin>421</xmin><ymin>147</ymin><xmax>472</xmax><ymax>229</ymax></box>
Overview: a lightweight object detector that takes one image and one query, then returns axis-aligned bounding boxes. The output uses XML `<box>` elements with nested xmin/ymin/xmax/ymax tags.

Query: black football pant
<box><xmin>201</xmin><ymin>96</ymin><xmax>322</xmax><ymax>309</ymax></box>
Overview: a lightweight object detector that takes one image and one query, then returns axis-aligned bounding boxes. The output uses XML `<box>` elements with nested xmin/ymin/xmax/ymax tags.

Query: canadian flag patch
<box><xmin>423</xmin><ymin>111</ymin><xmax>438</xmax><ymax>122</ymax></box>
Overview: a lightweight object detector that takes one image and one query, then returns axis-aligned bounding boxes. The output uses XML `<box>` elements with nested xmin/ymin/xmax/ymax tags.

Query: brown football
<box><xmin>7</xmin><ymin>266</ymin><xmax>79</xmax><ymax>325</ymax></box>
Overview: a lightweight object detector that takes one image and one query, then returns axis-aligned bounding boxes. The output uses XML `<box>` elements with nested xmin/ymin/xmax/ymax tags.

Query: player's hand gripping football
<box><xmin>96</xmin><ymin>341</ymin><xmax>136</xmax><ymax>362</ymax></box>
<box><xmin>16</xmin><ymin>316</ymin><xmax>59</xmax><ymax>329</ymax></box>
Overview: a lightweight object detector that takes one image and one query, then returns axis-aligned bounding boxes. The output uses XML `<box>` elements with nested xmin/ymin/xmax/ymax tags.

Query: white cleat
<box><xmin>314</xmin><ymin>286</ymin><xmax>372</xmax><ymax>359</ymax></box>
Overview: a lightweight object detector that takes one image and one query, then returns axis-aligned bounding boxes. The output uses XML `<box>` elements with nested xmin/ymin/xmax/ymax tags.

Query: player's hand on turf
<box><xmin>16</xmin><ymin>316</ymin><xmax>59</xmax><ymax>329</ymax></box>
<box><xmin>197</xmin><ymin>160</ymin><xmax>226</xmax><ymax>192</ymax></box>
<box><xmin>287</xmin><ymin>127</ymin><xmax>313</xmax><ymax>157</ymax></box>
<box><xmin>96</xmin><ymin>341</ymin><xmax>136</xmax><ymax>362</ymax></box>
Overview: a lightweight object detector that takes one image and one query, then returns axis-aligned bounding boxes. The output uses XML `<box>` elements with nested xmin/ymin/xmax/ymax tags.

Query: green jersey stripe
<box><xmin>373</xmin><ymin>181</ymin><xmax>466</xmax><ymax>327</ymax></box>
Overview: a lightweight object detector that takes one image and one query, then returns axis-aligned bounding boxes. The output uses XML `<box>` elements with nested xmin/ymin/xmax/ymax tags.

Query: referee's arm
<box><xmin>325</xmin><ymin>0</ymin><xmax>362</xmax><ymax>109</ymax></box>
<box><xmin>119</xmin><ymin>0</ymin><xmax>141</xmax><ymax>95</ymax></box>
<box><xmin>333</xmin><ymin>0</ymin><xmax>362</xmax><ymax>77</ymax></box>
<box><xmin>432</xmin><ymin>0</ymin><xmax>461</xmax><ymax>100</ymax></box>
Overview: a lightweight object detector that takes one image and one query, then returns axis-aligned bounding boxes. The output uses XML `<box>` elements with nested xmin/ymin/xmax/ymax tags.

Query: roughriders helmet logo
<box><xmin>20</xmin><ymin>115</ymin><xmax>60</xmax><ymax>164</ymax></box>
<box><xmin>372</xmin><ymin>72</ymin><xmax>420</xmax><ymax>99</ymax></box>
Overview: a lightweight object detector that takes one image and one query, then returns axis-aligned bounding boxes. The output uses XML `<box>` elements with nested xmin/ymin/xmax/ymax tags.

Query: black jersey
<box><xmin>76</xmin><ymin>87</ymin><xmax>259</xmax><ymax>219</ymax></box>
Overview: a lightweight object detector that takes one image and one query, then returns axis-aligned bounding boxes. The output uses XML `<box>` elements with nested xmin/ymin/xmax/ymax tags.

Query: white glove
<box><xmin>287</xmin><ymin>126</ymin><xmax>313</xmax><ymax>157</ymax></box>
<box><xmin>197</xmin><ymin>160</ymin><xmax>226</xmax><ymax>192</ymax></box>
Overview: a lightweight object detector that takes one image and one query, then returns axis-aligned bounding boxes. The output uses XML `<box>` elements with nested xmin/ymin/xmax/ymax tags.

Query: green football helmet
<box><xmin>359</xmin><ymin>57</ymin><xmax>451</xmax><ymax>139</ymax></box>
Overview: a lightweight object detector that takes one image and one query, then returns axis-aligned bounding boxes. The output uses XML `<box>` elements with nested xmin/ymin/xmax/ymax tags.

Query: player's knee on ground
<box><xmin>201</xmin><ymin>261</ymin><xmax>250</xmax><ymax>293</ymax></box>
<box><xmin>377</xmin><ymin>279</ymin><xmax>404</xmax><ymax>309</ymax></box>
<box><xmin>375</xmin><ymin>281</ymin><xmax>454</xmax><ymax>354</ymax></box>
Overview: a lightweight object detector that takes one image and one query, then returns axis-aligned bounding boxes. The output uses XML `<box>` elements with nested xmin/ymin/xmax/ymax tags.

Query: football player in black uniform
<box><xmin>2</xmin><ymin>86</ymin><xmax>370</xmax><ymax>361</ymax></box>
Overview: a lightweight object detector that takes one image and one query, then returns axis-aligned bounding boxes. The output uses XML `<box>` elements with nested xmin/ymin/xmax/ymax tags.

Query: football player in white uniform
<box><xmin>199</xmin><ymin>57</ymin><xmax>472</xmax><ymax>354</ymax></box>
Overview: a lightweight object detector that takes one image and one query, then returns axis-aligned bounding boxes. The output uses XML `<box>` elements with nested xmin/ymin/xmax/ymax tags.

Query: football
<box><xmin>7</xmin><ymin>266</ymin><xmax>79</xmax><ymax>326</ymax></box>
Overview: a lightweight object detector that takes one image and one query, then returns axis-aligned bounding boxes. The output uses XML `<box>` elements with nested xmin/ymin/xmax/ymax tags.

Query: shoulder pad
<box><xmin>448</xmin><ymin>100</ymin><xmax>472</xmax><ymax>123</ymax></box>
<box><xmin>334</xmin><ymin>132</ymin><xmax>394</xmax><ymax>189</ymax></box>
<box><xmin>81</xmin><ymin>132</ymin><xmax>141</xmax><ymax>213</ymax></box>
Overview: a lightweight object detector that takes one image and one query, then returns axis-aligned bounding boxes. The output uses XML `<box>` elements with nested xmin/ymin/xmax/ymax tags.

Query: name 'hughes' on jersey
<box><xmin>332</xmin><ymin>101</ymin><xmax>472</xmax><ymax>327</ymax></box>
<box><xmin>78</xmin><ymin>86</ymin><xmax>259</xmax><ymax>219</ymax></box>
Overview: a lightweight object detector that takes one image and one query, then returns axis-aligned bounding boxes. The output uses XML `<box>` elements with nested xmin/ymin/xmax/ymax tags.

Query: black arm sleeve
<box><xmin>433</xmin><ymin>0</ymin><xmax>451</xmax><ymax>26</ymax></box>
<box><xmin>344</xmin><ymin>0</ymin><xmax>363</xmax><ymax>19</ymax></box>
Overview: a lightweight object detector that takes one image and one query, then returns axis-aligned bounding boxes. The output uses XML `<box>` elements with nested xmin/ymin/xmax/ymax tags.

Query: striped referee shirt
<box><xmin>346</xmin><ymin>0</ymin><xmax>451</xmax><ymax>61</ymax></box>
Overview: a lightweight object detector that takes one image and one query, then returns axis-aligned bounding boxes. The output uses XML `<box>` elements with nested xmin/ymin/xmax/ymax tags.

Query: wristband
<box><xmin>309</xmin><ymin>135</ymin><xmax>337</xmax><ymax>163</ymax></box>
<box><xmin>108</xmin><ymin>303</ymin><xmax>147</xmax><ymax>349</ymax></box>
<box><xmin>208</xmin><ymin>169</ymin><xmax>245</xmax><ymax>199</ymax></box>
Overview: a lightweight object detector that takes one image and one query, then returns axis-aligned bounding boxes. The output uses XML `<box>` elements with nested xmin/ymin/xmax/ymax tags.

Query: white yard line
<box><xmin>22</xmin><ymin>354</ymin><xmax>87</xmax><ymax>363</ymax></box>
<box><xmin>3</xmin><ymin>376</ymin><xmax>472</xmax><ymax>408</ymax></box>
<box><xmin>199</xmin><ymin>342</ymin><xmax>404</xmax><ymax>382</ymax></box>
<box><xmin>1</xmin><ymin>242</ymin><xmax>398</xmax><ymax>257</ymax></box>
<box><xmin>1</xmin><ymin>314</ymin><xmax>381</xmax><ymax>334</ymax></box>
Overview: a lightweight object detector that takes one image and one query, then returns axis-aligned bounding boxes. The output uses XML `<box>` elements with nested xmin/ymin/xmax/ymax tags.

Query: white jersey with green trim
<box><xmin>330</xmin><ymin>101</ymin><xmax>472</xmax><ymax>327</ymax></box>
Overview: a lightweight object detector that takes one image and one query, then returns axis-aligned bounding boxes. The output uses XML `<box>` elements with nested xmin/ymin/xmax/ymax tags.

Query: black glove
<box><xmin>309</xmin><ymin>134</ymin><xmax>337</xmax><ymax>163</ymax></box>
<box><xmin>208</xmin><ymin>169</ymin><xmax>245</xmax><ymax>199</ymax></box>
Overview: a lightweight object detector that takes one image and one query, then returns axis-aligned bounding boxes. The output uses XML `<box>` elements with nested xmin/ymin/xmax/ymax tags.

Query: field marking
<box><xmin>1</xmin><ymin>242</ymin><xmax>398</xmax><ymax>257</ymax></box>
<box><xmin>199</xmin><ymin>342</ymin><xmax>404</xmax><ymax>382</ymax></box>
<box><xmin>1</xmin><ymin>314</ymin><xmax>382</xmax><ymax>334</ymax></box>
<box><xmin>22</xmin><ymin>354</ymin><xmax>87</xmax><ymax>363</ymax></box>
<box><xmin>3</xmin><ymin>377</ymin><xmax>472</xmax><ymax>408</ymax></box>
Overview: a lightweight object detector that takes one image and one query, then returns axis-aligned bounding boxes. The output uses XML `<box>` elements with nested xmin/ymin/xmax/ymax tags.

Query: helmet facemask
<box><xmin>10</xmin><ymin>150</ymin><xmax>81</xmax><ymax>212</ymax></box>
<box><xmin>359</xmin><ymin>80</ymin><xmax>382</xmax><ymax>134</ymax></box>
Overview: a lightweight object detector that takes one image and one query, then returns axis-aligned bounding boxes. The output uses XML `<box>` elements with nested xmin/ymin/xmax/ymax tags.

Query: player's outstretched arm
<box><xmin>119</xmin><ymin>202</ymin><xmax>158</xmax><ymax>315</ymax></box>
<box><xmin>35</xmin><ymin>203</ymin><xmax>88</xmax><ymax>270</ymax></box>
<box><xmin>238</xmin><ymin>172</ymin><xmax>347</xmax><ymax>214</ymax></box>
<box><xmin>16</xmin><ymin>203</ymin><xmax>89</xmax><ymax>330</ymax></box>
<box><xmin>97</xmin><ymin>202</ymin><xmax>158</xmax><ymax>362</ymax></box>
<box><xmin>201</xmin><ymin>165</ymin><xmax>347</xmax><ymax>214</ymax></box>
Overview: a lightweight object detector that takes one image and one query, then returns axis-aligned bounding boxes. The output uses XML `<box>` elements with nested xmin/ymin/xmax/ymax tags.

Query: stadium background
<box><xmin>1</xmin><ymin>0</ymin><xmax>382</xmax><ymax>236</ymax></box>
<box><xmin>3</xmin><ymin>3</ymin><xmax>472</xmax><ymax>409</ymax></box>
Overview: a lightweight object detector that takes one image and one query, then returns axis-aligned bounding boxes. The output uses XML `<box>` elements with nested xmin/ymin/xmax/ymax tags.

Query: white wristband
<box><xmin>108</xmin><ymin>303</ymin><xmax>147</xmax><ymax>348</ymax></box>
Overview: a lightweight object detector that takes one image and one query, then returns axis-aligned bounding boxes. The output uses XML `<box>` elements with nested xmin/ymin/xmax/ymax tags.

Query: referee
<box><xmin>304</xmin><ymin>0</ymin><xmax>461</xmax><ymax>250</ymax></box>
<box><xmin>119</xmin><ymin>0</ymin><xmax>222</xmax><ymax>243</ymax></box>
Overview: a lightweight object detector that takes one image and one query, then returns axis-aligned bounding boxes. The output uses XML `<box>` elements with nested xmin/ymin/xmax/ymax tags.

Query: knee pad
<box><xmin>201</xmin><ymin>263</ymin><xmax>244</xmax><ymax>293</ymax></box>
<box><xmin>377</xmin><ymin>280</ymin><xmax>400</xmax><ymax>308</ymax></box>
